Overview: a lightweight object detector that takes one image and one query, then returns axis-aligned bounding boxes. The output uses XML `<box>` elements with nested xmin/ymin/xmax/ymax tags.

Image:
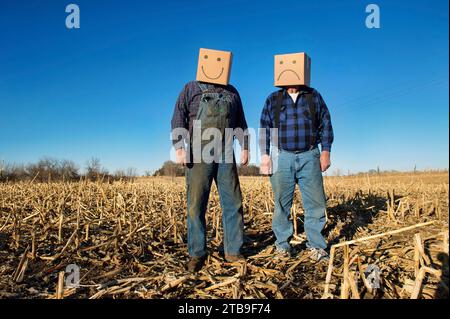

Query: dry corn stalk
<box><xmin>0</xmin><ymin>172</ymin><xmax>447</xmax><ymax>299</ymax></box>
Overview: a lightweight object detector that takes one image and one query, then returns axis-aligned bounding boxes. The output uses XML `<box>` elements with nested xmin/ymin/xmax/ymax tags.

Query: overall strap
<box><xmin>197</xmin><ymin>81</ymin><xmax>209</xmax><ymax>93</ymax></box>
<box><xmin>305</xmin><ymin>91</ymin><xmax>317</xmax><ymax>147</ymax></box>
<box><xmin>274</xmin><ymin>90</ymin><xmax>284</xmax><ymax>129</ymax></box>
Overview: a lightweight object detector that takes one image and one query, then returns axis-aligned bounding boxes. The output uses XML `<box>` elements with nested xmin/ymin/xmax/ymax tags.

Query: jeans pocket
<box><xmin>312</xmin><ymin>148</ymin><xmax>321</xmax><ymax>158</ymax></box>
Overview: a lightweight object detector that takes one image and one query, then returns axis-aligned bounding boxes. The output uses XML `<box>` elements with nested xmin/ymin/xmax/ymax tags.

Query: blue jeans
<box><xmin>270</xmin><ymin>147</ymin><xmax>327</xmax><ymax>251</ymax></box>
<box><xmin>186</xmin><ymin>161</ymin><xmax>244</xmax><ymax>257</ymax></box>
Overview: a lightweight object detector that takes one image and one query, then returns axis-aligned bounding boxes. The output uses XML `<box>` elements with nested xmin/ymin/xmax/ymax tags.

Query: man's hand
<box><xmin>175</xmin><ymin>148</ymin><xmax>186</xmax><ymax>166</ymax></box>
<box><xmin>241</xmin><ymin>150</ymin><xmax>249</xmax><ymax>166</ymax></box>
<box><xmin>260</xmin><ymin>154</ymin><xmax>272</xmax><ymax>175</ymax></box>
<box><xmin>320</xmin><ymin>150</ymin><xmax>331</xmax><ymax>172</ymax></box>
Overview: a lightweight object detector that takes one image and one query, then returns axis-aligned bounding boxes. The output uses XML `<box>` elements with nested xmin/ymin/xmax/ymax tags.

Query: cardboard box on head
<box><xmin>196</xmin><ymin>48</ymin><xmax>232</xmax><ymax>86</ymax></box>
<box><xmin>274</xmin><ymin>52</ymin><xmax>311</xmax><ymax>87</ymax></box>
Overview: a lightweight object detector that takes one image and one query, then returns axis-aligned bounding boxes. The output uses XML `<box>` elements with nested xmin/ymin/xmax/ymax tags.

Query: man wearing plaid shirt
<box><xmin>259</xmin><ymin>84</ymin><xmax>334</xmax><ymax>262</ymax></box>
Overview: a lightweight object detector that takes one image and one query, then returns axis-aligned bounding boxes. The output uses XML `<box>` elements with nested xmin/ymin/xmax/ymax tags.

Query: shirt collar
<box><xmin>282</xmin><ymin>87</ymin><xmax>311</xmax><ymax>97</ymax></box>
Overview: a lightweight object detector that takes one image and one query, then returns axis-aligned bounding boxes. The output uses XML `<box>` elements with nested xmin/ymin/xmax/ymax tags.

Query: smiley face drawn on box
<box><xmin>274</xmin><ymin>52</ymin><xmax>311</xmax><ymax>87</ymax></box>
<box><xmin>196</xmin><ymin>48</ymin><xmax>233</xmax><ymax>86</ymax></box>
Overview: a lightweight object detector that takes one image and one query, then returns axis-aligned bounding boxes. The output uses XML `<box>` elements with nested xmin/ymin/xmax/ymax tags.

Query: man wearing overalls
<box><xmin>171</xmin><ymin>48</ymin><xmax>249</xmax><ymax>272</ymax></box>
<box><xmin>260</xmin><ymin>52</ymin><xmax>334</xmax><ymax>262</ymax></box>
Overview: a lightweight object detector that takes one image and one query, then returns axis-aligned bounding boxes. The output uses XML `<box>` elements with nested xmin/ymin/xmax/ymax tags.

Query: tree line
<box><xmin>4</xmin><ymin>158</ymin><xmax>441</xmax><ymax>182</ymax></box>
<box><xmin>153</xmin><ymin>161</ymin><xmax>261</xmax><ymax>177</ymax></box>
<box><xmin>0</xmin><ymin>157</ymin><xmax>137</xmax><ymax>183</ymax></box>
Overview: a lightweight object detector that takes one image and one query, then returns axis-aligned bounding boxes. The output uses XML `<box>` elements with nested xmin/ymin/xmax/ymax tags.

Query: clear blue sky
<box><xmin>1</xmin><ymin>0</ymin><xmax>448</xmax><ymax>175</ymax></box>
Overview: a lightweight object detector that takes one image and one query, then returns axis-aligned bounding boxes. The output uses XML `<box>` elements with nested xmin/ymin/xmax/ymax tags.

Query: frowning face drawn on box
<box><xmin>274</xmin><ymin>52</ymin><xmax>311</xmax><ymax>87</ymax></box>
<box><xmin>196</xmin><ymin>48</ymin><xmax>232</xmax><ymax>86</ymax></box>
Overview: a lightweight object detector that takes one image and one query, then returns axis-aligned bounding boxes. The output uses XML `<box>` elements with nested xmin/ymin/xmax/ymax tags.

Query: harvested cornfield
<box><xmin>0</xmin><ymin>172</ymin><xmax>448</xmax><ymax>299</ymax></box>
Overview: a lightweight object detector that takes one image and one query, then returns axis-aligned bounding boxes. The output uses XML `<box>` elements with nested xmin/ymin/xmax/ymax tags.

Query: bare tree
<box><xmin>1</xmin><ymin>162</ymin><xmax>27</xmax><ymax>182</ymax></box>
<box><xmin>114</xmin><ymin>169</ymin><xmax>126</xmax><ymax>179</ymax></box>
<box><xmin>153</xmin><ymin>161</ymin><xmax>184</xmax><ymax>177</ymax></box>
<box><xmin>25</xmin><ymin>157</ymin><xmax>60</xmax><ymax>182</ymax></box>
<box><xmin>237</xmin><ymin>164</ymin><xmax>260</xmax><ymax>176</ymax></box>
<box><xmin>0</xmin><ymin>160</ymin><xmax>4</xmax><ymax>180</ymax></box>
<box><xmin>60</xmin><ymin>159</ymin><xmax>79</xmax><ymax>181</ymax></box>
<box><xmin>86</xmin><ymin>157</ymin><xmax>102</xmax><ymax>181</ymax></box>
<box><xmin>144</xmin><ymin>170</ymin><xmax>153</xmax><ymax>177</ymax></box>
<box><xmin>126</xmin><ymin>167</ymin><xmax>137</xmax><ymax>178</ymax></box>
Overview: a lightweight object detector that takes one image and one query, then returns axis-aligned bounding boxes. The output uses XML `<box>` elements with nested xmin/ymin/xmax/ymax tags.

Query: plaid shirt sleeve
<box><xmin>317</xmin><ymin>92</ymin><xmax>334</xmax><ymax>152</ymax></box>
<box><xmin>171</xmin><ymin>84</ymin><xmax>189</xmax><ymax>149</ymax></box>
<box><xmin>259</xmin><ymin>96</ymin><xmax>273</xmax><ymax>155</ymax></box>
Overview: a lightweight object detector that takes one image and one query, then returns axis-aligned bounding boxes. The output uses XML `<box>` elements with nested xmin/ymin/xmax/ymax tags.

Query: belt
<box><xmin>281</xmin><ymin>145</ymin><xmax>317</xmax><ymax>154</ymax></box>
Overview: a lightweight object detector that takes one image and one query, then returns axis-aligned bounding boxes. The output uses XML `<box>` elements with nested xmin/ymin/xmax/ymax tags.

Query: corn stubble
<box><xmin>0</xmin><ymin>172</ymin><xmax>448</xmax><ymax>299</ymax></box>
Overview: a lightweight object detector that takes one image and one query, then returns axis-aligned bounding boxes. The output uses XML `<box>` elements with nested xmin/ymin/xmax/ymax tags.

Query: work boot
<box><xmin>224</xmin><ymin>254</ymin><xmax>245</xmax><ymax>262</ymax></box>
<box><xmin>307</xmin><ymin>247</ymin><xmax>330</xmax><ymax>262</ymax></box>
<box><xmin>274</xmin><ymin>247</ymin><xmax>294</xmax><ymax>260</ymax></box>
<box><xmin>187</xmin><ymin>256</ymin><xmax>206</xmax><ymax>272</ymax></box>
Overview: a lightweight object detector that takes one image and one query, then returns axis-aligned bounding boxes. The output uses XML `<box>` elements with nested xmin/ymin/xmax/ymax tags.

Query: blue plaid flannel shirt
<box><xmin>259</xmin><ymin>88</ymin><xmax>334</xmax><ymax>155</ymax></box>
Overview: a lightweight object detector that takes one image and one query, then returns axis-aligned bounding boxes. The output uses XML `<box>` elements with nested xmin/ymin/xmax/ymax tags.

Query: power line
<box><xmin>332</xmin><ymin>77</ymin><xmax>447</xmax><ymax>115</ymax></box>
